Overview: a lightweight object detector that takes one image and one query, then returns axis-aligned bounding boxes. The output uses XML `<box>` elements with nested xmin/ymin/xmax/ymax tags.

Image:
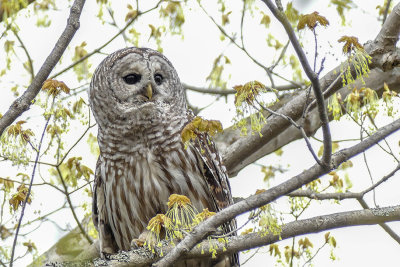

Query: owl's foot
<box><xmin>130</xmin><ymin>238</ymin><xmax>145</xmax><ymax>249</ymax></box>
<box><xmin>130</xmin><ymin>230</ymin><xmax>157</xmax><ymax>250</ymax></box>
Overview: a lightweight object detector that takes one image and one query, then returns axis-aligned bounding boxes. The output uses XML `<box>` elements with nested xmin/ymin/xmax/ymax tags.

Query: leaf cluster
<box><xmin>297</xmin><ymin>11</ymin><xmax>329</xmax><ymax>30</ymax></box>
<box><xmin>181</xmin><ymin>116</ymin><xmax>223</xmax><ymax>144</ymax></box>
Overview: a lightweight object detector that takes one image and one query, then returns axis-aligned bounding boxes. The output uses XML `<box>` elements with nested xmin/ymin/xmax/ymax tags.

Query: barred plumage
<box><xmin>89</xmin><ymin>47</ymin><xmax>239</xmax><ymax>266</ymax></box>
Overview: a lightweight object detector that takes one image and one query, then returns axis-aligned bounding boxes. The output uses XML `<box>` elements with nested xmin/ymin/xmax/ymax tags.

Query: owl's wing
<box><xmin>192</xmin><ymin>133</ymin><xmax>234</xmax><ymax>211</ymax></box>
<box><xmin>189</xmin><ymin>123</ymin><xmax>240</xmax><ymax>266</ymax></box>
<box><xmin>92</xmin><ymin>157</ymin><xmax>118</xmax><ymax>256</ymax></box>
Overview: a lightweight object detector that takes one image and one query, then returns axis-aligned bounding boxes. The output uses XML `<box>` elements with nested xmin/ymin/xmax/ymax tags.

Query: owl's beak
<box><xmin>146</xmin><ymin>83</ymin><xmax>153</xmax><ymax>100</ymax></box>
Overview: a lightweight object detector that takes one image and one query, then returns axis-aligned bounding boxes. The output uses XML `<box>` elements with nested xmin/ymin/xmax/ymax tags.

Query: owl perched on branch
<box><xmin>89</xmin><ymin>47</ymin><xmax>239</xmax><ymax>266</ymax></box>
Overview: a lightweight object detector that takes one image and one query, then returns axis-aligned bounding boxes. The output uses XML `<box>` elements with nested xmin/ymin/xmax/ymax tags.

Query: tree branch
<box><xmin>93</xmin><ymin>205</ymin><xmax>400</xmax><ymax>266</ymax></box>
<box><xmin>222</xmin><ymin>3</ymin><xmax>400</xmax><ymax>176</ymax></box>
<box><xmin>288</xmin><ymin>189</ymin><xmax>362</xmax><ymax>200</ymax></box>
<box><xmin>262</xmin><ymin>0</ymin><xmax>332</xmax><ymax>167</ymax></box>
<box><xmin>358</xmin><ymin>198</ymin><xmax>400</xmax><ymax>245</ymax></box>
<box><xmin>49</xmin><ymin>0</ymin><xmax>163</xmax><ymax>79</ymax></box>
<box><xmin>9</xmin><ymin>104</ymin><xmax>53</xmax><ymax>266</ymax></box>
<box><xmin>288</xmin><ymin>162</ymin><xmax>400</xmax><ymax>200</ymax></box>
<box><xmin>0</xmin><ymin>0</ymin><xmax>86</xmax><ymax>137</ymax></box>
<box><xmin>183</xmin><ymin>83</ymin><xmax>301</xmax><ymax>96</ymax></box>
<box><xmin>154</xmin><ymin>117</ymin><xmax>400</xmax><ymax>266</ymax></box>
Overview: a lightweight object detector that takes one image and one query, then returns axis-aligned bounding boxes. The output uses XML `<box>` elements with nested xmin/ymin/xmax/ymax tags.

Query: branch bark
<box><xmin>0</xmin><ymin>0</ymin><xmax>86</xmax><ymax>137</ymax></box>
<box><xmin>183</xmin><ymin>83</ymin><xmax>301</xmax><ymax>96</ymax></box>
<box><xmin>154</xmin><ymin>116</ymin><xmax>400</xmax><ymax>266</ymax></box>
<box><xmin>92</xmin><ymin>205</ymin><xmax>400</xmax><ymax>266</ymax></box>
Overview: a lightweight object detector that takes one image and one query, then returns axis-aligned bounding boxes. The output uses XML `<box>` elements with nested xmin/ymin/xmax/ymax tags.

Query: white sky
<box><xmin>1</xmin><ymin>0</ymin><xmax>400</xmax><ymax>266</ymax></box>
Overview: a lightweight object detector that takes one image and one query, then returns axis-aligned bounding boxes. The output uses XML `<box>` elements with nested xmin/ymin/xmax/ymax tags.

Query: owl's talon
<box><xmin>130</xmin><ymin>238</ymin><xmax>145</xmax><ymax>249</ymax></box>
<box><xmin>101</xmin><ymin>252</ymin><xmax>113</xmax><ymax>260</ymax></box>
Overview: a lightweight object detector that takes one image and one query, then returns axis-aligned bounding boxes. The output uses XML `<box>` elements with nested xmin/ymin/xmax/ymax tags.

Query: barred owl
<box><xmin>89</xmin><ymin>47</ymin><xmax>239</xmax><ymax>266</ymax></box>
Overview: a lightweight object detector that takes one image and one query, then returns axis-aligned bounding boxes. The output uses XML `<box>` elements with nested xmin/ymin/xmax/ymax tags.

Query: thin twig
<box><xmin>57</xmin><ymin>110</ymin><xmax>95</xmax><ymax>166</ymax></box>
<box><xmin>185</xmin><ymin>83</ymin><xmax>300</xmax><ymax>95</ymax></box>
<box><xmin>382</xmin><ymin>0</ymin><xmax>393</xmax><ymax>25</ymax></box>
<box><xmin>50</xmin><ymin>0</ymin><xmax>163</xmax><ymax>79</ymax></box>
<box><xmin>289</xmin><ymin>163</ymin><xmax>400</xmax><ymax>201</ymax></box>
<box><xmin>262</xmin><ymin>0</ymin><xmax>332</xmax><ymax>168</ymax></box>
<box><xmin>12</xmin><ymin>26</ymin><xmax>34</xmax><ymax>81</ymax></box>
<box><xmin>313</xmin><ymin>28</ymin><xmax>318</xmax><ymax>72</ymax></box>
<box><xmin>240</xmin><ymin>247</ymin><xmax>261</xmax><ymax>265</ymax></box>
<box><xmin>342</xmin><ymin>104</ymin><xmax>399</xmax><ymax>163</ymax></box>
<box><xmin>197</xmin><ymin>1</ymin><xmax>278</xmax><ymax>88</ymax></box>
<box><xmin>239</xmin><ymin>0</ymin><xmax>246</xmax><ymax>48</ymax></box>
<box><xmin>269</xmin><ymin>40</ymin><xmax>290</xmax><ymax>71</ymax></box>
<box><xmin>361</xmin><ymin>163</ymin><xmax>400</xmax><ymax>195</ymax></box>
<box><xmin>358</xmin><ymin>198</ymin><xmax>400</xmax><ymax>244</ymax></box>
<box><xmin>56</xmin><ymin>166</ymin><xmax>93</xmax><ymax>244</ymax></box>
<box><xmin>9</xmin><ymin>102</ymin><xmax>53</xmax><ymax>266</ymax></box>
<box><xmin>302</xmin><ymin>241</ymin><xmax>328</xmax><ymax>267</ymax></box>
<box><xmin>289</xmin><ymin>235</ymin><xmax>295</xmax><ymax>267</ymax></box>
<box><xmin>360</xmin><ymin>116</ymin><xmax>378</xmax><ymax>207</ymax></box>
<box><xmin>366</xmin><ymin>112</ymin><xmax>399</xmax><ymax>162</ymax></box>
<box><xmin>255</xmin><ymin>99</ymin><xmax>322</xmax><ymax>165</ymax></box>
<box><xmin>303</xmin><ymin>69</ymin><xmax>345</xmax><ymax>116</ymax></box>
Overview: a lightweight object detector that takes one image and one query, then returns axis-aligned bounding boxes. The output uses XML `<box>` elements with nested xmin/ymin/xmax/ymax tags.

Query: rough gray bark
<box><xmin>95</xmin><ymin>205</ymin><xmax>400</xmax><ymax>267</ymax></box>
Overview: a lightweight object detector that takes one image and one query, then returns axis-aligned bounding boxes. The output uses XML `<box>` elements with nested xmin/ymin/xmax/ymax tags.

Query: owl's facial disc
<box><xmin>106</xmin><ymin>51</ymin><xmax>178</xmax><ymax>113</ymax></box>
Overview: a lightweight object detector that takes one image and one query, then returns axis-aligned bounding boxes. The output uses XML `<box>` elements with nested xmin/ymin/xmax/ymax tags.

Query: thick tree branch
<box><xmin>0</xmin><ymin>0</ymin><xmax>86</xmax><ymax>137</ymax></box>
<box><xmin>90</xmin><ymin>205</ymin><xmax>400</xmax><ymax>266</ymax></box>
<box><xmin>155</xmin><ymin>117</ymin><xmax>400</xmax><ymax>266</ymax></box>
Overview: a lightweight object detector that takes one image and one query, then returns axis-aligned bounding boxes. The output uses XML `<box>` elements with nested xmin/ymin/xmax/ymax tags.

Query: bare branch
<box><xmin>0</xmin><ymin>0</ymin><xmax>86</xmax><ymax>137</ymax></box>
<box><xmin>10</xmin><ymin>103</ymin><xmax>53</xmax><ymax>266</ymax></box>
<box><xmin>255</xmin><ymin>99</ymin><xmax>321</xmax><ymax>165</ymax></box>
<box><xmin>262</xmin><ymin>0</ymin><xmax>332</xmax><ymax>167</ymax></box>
<box><xmin>358</xmin><ymin>199</ymin><xmax>400</xmax><ymax>245</ymax></box>
<box><xmin>382</xmin><ymin>0</ymin><xmax>393</xmax><ymax>25</ymax></box>
<box><xmin>184</xmin><ymin>83</ymin><xmax>301</xmax><ymax>96</ymax></box>
<box><xmin>56</xmin><ymin>166</ymin><xmax>93</xmax><ymax>245</ymax></box>
<box><xmin>288</xmin><ymin>189</ymin><xmax>362</xmax><ymax>200</ymax></box>
<box><xmin>12</xmin><ymin>26</ymin><xmax>35</xmax><ymax>81</ymax></box>
<box><xmin>65</xmin><ymin>205</ymin><xmax>400</xmax><ymax>266</ymax></box>
<box><xmin>50</xmin><ymin>0</ymin><xmax>163</xmax><ymax>79</ymax></box>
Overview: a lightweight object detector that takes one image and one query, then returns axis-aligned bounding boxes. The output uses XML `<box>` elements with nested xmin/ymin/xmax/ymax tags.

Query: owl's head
<box><xmin>89</xmin><ymin>47</ymin><xmax>187</xmax><ymax>129</ymax></box>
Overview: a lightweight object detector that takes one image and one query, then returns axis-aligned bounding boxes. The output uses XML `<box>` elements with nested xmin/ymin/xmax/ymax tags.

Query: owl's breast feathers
<box><xmin>96</xmin><ymin>113</ymin><xmax>215</xmax><ymax>250</ymax></box>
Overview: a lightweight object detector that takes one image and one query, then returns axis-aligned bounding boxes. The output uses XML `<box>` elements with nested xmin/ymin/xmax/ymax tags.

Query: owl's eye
<box><xmin>123</xmin><ymin>73</ymin><xmax>141</xmax><ymax>85</ymax></box>
<box><xmin>154</xmin><ymin>73</ymin><xmax>163</xmax><ymax>85</ymax></box>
